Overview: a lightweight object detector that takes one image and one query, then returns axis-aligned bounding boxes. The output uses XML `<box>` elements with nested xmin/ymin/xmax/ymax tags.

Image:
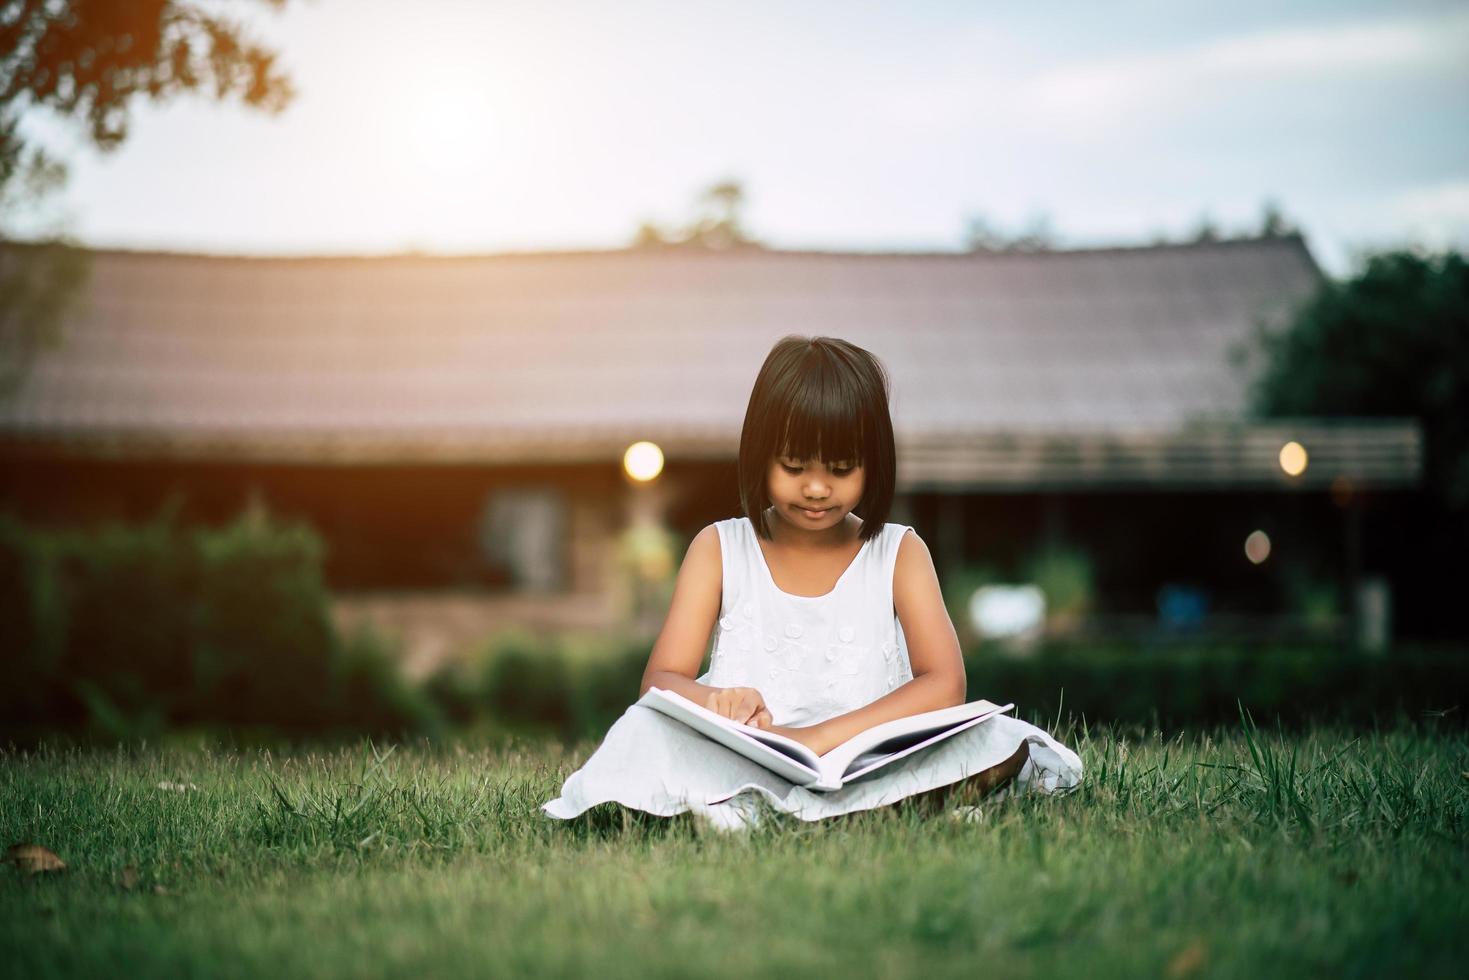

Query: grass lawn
<box><xmin>3</xmin><ymin>712</ymin><xmax>1466</xmax><ymax>979</ymax></box>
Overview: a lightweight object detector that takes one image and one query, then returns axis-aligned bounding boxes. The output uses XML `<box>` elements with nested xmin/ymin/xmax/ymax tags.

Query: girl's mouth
<box><xmin>798</xmin><ymin>506</ymin><xmax>831</xmax><ymax>519</ymax></box>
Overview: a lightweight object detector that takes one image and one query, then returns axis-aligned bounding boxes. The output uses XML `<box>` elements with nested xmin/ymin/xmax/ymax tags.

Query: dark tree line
<box><xmin>1244</xmin><ymin>250</ymin><xmax>1469</xmax><ymax>518</ymax></box>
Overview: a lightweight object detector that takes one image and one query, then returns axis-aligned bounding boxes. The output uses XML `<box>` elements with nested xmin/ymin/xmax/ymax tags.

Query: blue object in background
<box><xmin>1156</xmin><ymin>584</ymin><xmax>1209</xmax><ymax>631</ymax></box>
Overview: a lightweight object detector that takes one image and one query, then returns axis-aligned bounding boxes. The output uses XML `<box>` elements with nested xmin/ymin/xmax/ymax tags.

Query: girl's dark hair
<box><xmin>738</xmin><ymin>335</ymin><xmax>897</xmax><ymax>542</ymax></box>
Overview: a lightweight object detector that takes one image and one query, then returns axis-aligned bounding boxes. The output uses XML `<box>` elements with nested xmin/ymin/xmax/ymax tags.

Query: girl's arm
<box><xmin>800</xmin><ymin>529</ymin><xmax>968</xmax><ymax>755</ymax></box>
<box><xmin>639</xmin><ymin>524</ymin><xmax>725</xmax><ymax>704</ymax></box>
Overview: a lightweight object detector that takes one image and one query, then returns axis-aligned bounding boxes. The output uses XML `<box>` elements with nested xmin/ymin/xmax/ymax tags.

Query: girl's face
<box><xmin>766</xmin><ymin>452</ymin><xmax>866</xmax><ymax>530</ymax></box>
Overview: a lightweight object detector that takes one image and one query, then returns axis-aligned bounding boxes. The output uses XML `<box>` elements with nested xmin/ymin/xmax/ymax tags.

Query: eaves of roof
<box><xmin>0</xmin><ymin>417</ymin><xmax>1421</xmax><ymax>491</ymax></box>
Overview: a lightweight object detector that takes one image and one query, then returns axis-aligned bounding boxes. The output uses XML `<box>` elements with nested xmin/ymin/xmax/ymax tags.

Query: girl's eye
<box><xmin>781</xmin><ymin>463</ymin><xmax>853</xmax><ymax>476</ymax></box>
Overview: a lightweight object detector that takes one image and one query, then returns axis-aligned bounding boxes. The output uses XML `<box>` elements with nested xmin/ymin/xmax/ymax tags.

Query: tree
<box><xmin>1257</xmin><ymin>198</ymin><xmax>1295</xmax><ymax>238</ymax></box>
<box><xmin>1</xmin><ymin>0</ymin><xmax>295</xmax><ymax>164</ymax></box>
<box><xmin>628</xmin><ymin>178</ymin><xmax>761</xmax><ymax>250</ymax></box>
<box><xmin>1007</xmin><ymin>211</ymin><xmax>1055</xmax><ymax>252</ymax></box>
<box><xmin>630</xmin><ymin>219</ymin><xmax>671</xmax><ymax>249</ymax></box>
<box><xmin>962</xmin><ymin>210</ymin><xmax>1056</xmax><ymax>253</ymax></box>
<box><xmin>1188</xmin><ymin>212</ymin><xmax>1221</xmax><ymax>243</ymax></box>
<box><xmin>0</xmin><ymin>0</ymin><xmax>297</xmax><ymax>397</ymax></box>
<box><xmin>962</xmin><ymin>214</ymin><xmax>1005</xmax><ymax>253</ymax></box>
<box><xmin>685</xmin><ymin>179</ymin><xmax>750</xmax><ymax>250</ymax></box>
<box><xmin>1239</xmin><ymin>248</ymin><xmax>1469</xmax><ymax>641</ymax></box>
<box><xmin>1241</xmin><ymin>249</ymin><xmax>1469</xmax><ymax>519</ymax></box>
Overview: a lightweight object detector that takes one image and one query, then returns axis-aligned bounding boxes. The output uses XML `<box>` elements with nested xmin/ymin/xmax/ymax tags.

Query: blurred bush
<box><xmin>0</xmin><ymin>508</ymin><xmax>442</xmax><ymax>743</ymax></box>
<box><xmin>1021</xmin><ymin>544</ymin><xmax>1095</xmax><ymax>635</ymax></box>
<box><xmin>421</xmin><ymin>630</ymin><xmax>649</xmax><ymax>744</ymax></box>
<box><xmin>964</xmin><ymin>639</ymin><xmax>1468</xmax><ymax>730</ymax></box>
<box><xmin>1</xmin><ymin>514</ymin><xmax>66</xmax><ymax>726</ymax></box>
<box><xmin>192</xmin><ymin>505</ymin><xmax>334</xmax><ymax>727</ymax></box>
<box><xmin>7</xmin><ymin>505</ymin><xmax>1462</xmax><ymax>743</ymax></box>
<box><xmin>415</xmin><ymin>630</ymin><xmax>1466</xmax><ymax>741</ymax></box>
<box><xmin>482</xmin><ymin>630</ymin><xmax>575</xmax><ymax>733</ymax></box>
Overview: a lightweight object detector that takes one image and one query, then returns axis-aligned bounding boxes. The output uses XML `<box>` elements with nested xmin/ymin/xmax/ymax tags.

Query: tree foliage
<box><xmin>1243</xmin><ymin>249</ymin><xmax>1469</xmax><ymax>516</ymax></box>
<box><xmin>963</xmin><ymin>211</ymin><xmax>1056</xmax><ymax>253</ymax></box>
<box><xmin>1</xmin><ymin>0</ymin><xmax>295</xmax><ymax>156</ymax></box>
<box><xmin>0</xmin><ymin>0</ymin><xmax>296</xmax><ymax>400</ymax></box>
<box><xmin>630</xmin><ymin>178</ymin><xmax>761</xmax><ymax>250</ymax></box>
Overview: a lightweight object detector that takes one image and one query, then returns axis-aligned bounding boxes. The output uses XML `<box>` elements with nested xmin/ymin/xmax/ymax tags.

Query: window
<box><xmin>478</xmin><ymin>487</ymin><xmax>567</xmax><ymax>592</ymax></box>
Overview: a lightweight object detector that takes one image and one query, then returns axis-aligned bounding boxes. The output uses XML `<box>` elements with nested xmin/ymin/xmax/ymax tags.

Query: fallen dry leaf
<box><xmin>6</xmin><ymin>843</ymin><xmax>66</xmax><ymax>874</ymax></box>
<box><xmin>1166</xmin><ymin>939</ymin><xmax>1208</xmax><ymax>978</ymax></box>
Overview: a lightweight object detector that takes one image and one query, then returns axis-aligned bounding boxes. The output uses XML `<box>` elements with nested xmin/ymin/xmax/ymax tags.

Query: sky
<box><xmin>12</xmin><ymin>0</ymin><xmax>1469</xmax><ymax>277</ymax></box>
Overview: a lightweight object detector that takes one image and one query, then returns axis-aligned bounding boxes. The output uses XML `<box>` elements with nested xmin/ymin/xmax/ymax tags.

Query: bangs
<box><xmin>773</xmin><ymin>368</ymin><xmax>869</xmax><ymax>466</ymax></box>
<box><xmin>776</xmin><ymin>407</ymin><xmax>866</xmax><ymax>466</ymax></box>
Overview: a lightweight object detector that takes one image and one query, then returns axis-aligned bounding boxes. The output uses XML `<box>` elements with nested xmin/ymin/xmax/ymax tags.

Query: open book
<box><xmin>637</xmin><ymin>686</ymin><xmax>1014</xmax><ymax>793</ymax></box>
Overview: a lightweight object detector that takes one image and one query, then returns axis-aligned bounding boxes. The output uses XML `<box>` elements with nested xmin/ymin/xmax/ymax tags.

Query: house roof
<box><xmin>0</xmin><ymin>235</ymin><xmax>1422</xmax><ymax>489</ymax></box>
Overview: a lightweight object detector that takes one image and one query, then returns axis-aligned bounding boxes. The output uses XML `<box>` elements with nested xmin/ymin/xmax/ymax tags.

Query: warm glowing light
<box><xmin>623</xmin><ymin>441</ymin><xmax>664</xmax><ymax>482</ymax></box>
<box><xmin>1279</xmin><ymin>441</ymin><xmax>1308</xmax><ymax>477</ymax></box>
<box><xmin>1244</xmin><ymin>530</ymin><xmax>1272</xmax><ymax>565</ymax></box>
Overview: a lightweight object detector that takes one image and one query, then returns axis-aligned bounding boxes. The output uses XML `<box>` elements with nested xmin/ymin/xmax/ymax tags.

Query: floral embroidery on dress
<box><xmin>773</xmin><ymin>636</ymin><xmax>808</xmax><ymax>671</ymax></box>
<box><xmin>703</xmin><ymin>519</ymin><xmax>918</xmax><ymax>726</ymax></box>
<box><xmin>709</xmin><ymin>595</ymin><xmax>762</xmax><ymax>687</ymax></box>
<box><xmin>879</xmin><ymin>637</ymin><xmax>913</xmax><ymax>692</ymax></box>
<box><xmin>753</xmin><ymin>632</ymin><xmax>813</xmax><ymax>716</ymax></box>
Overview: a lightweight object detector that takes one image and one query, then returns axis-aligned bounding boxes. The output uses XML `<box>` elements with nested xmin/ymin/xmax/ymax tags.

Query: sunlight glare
<box><xmin>383</xmin><ymin>59</ymin><xmax>502</xmax><ymax>184</ymax></box>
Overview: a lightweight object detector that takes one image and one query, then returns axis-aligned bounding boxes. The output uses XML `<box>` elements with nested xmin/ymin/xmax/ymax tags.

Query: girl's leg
<box><xmin>902</xmin><ymin>739</ymin><xmax>1031</xmax><ymax>817</ymax></box>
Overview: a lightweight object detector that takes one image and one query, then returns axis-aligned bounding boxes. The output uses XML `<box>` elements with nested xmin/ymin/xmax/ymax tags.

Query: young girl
<box><xmin>542</xmin><ymin>335</ymin><xmax>1083</xmax><ymax>832</ymax></box>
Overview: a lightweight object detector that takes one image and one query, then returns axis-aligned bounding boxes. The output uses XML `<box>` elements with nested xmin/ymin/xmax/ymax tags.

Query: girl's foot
<box><xmin>686</xmin><ymin>794</ymin><xmax>763</xmax><ymax>835</ymax></box>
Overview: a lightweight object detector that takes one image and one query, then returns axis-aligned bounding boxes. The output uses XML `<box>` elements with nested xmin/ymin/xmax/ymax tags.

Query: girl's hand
<box><xmin>706</xmin><ymin>687</ymin><xmax>773</xmax><ymax>728</ymax></box>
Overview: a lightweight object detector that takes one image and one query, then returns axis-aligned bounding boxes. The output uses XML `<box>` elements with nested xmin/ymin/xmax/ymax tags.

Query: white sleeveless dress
<box><xmin>541</xmin><ymin>516</ymin><xmax>1083</xmax><ymax>830</ymax></box>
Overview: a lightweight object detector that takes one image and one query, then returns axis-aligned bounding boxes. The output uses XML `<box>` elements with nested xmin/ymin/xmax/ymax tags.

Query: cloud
<box><xmin>1386</xmin><ymin>179</ymin><xmax>1469</xmax><ymax>242</ymax></box>
<box><xmin>1025</xmin><ymin>11</ymin><xmax>1469</xmax><ymax>125</ymax></box>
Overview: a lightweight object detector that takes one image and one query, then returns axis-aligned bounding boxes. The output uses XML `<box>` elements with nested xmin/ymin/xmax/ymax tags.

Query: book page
<box><xmin>638</xmin><ymin>688</ymin><xmax>823</xmax><ymax>785</ymax></box>
<box><xmin>836</xmin><ymin>709</ymin><xmax>1006</xmax><ymax>785</ymax></box>
<box><xmin>815</xmin><ymin>700</ymin><xmax>1014</xmax><ymax>787</ymax></box>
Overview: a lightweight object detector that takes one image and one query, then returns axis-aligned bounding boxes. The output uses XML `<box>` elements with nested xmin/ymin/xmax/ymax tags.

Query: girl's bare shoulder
<box><xmin>690</xmin><ymin>521</ymin><xmax>723</xmax><ymax>553</ymax></box>
<box><xmin>679</xmin><ymin>523</ymin><xmax>724</xmax><ymax>583</ymax></box>
<box><xmin>892</xmin><ymin>526</ymin><xmax>932</xmax><ymax>583</ymax></box>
